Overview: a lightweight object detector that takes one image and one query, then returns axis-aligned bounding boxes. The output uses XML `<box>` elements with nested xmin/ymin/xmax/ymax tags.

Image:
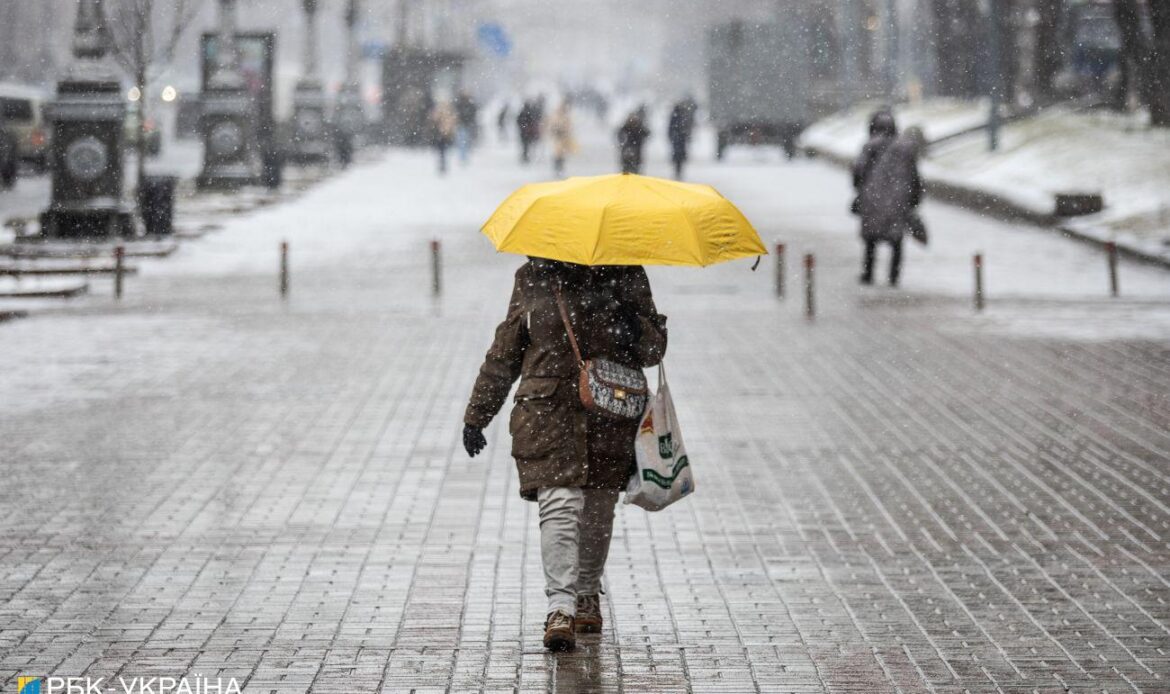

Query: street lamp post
<box><xmin>40</xmin><ymin>0</ymin><xmax>134</xmax><ymax>239</ymax></box>
<box><xmin>884</xmin><ymin>0</ymin><xmax>899</xmax><ymax>98</ymax></box>
<box><xmin>987</xmin><ymin>0</ymin><xmax>1003</xmax><ymax>152</ymax></box>
<box><xmin>197</xmin><ymin>0</ymin><xmax>262</xmax><ymax>190</ymax></box>
<box><xmin>838</xmin><ymin>0</ymin><xmax>864</xmax><ymax>106</ymax></box>
<box><xmin>289</xmin><ymin>0</ymin><xmax>330</xmax><ymax>165</ymax></box>
<box><xmin>335</xmin><ymin>0</ymin><xmax>366</xmax><ymax>163</ymax></box>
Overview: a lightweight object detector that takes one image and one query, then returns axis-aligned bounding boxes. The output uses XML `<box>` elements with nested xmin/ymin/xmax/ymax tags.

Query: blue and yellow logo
<box><xmin>17</xmin><ymin>677</ymin><xmax>42</xmax><ymax>694</ymax></box>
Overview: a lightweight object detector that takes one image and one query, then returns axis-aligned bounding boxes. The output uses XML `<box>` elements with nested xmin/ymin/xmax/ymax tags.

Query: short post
<box><xmin>973</xmin><ymin>253</ymin><xmax>985</xmax><ymax>311</ymax></box>
<box><xmin>431</xmin><ymin>239</ymin><xmax>442</xmax><ymax>296</ymax></box>
<box><xmin>113</xmin><ymin>245</ymin><xmax>125</xmax><ymax>300</ymax></box>
<box><xmin>775</xmin><ymin>242</ymin><xmax>786</xmax><ymax>298</ymax></box>
<box><xmin>280</xmin><ymin>241</ymin><xmax>289</xmax><ymax>297</ymax></box>
<box><xmin>803</xmin><ymin>253</ymin><xmax>815</xmax><ymax>319</ymax></box>
<box><xmin>1106</xmin><ymin>241</ymin><xmax>1119</xmax><ymax>298</ymax></box>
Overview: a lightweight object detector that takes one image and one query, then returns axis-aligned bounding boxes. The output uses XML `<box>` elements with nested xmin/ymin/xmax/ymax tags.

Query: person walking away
<box><xmin>852</xmin><ymin>110</ymin><xmax>897</xmax><ymax>285</ymax></box>
<box><xmin>462</xmin><ymin>258</ymin><xmax>668</xmax><ymax>651</ymax></box>
<box><xmin>430</xmin><ymin>100</ymin><xmax>458</xmax><ymax>175</ymax></box>
<box><xmin>454</xmin><ymin>91</ymin><xmax>478</xmax><ymax>165</ymax></box>
<box><xmin>617</xmin><ymin>108</ymin><xmax>651</xmax><ymax>174</ymax></box>
<box><xmin>667</xmin><ymin>97</ymin><xmax>697</xmax><ymax>180</ymax></box>
<box><xmin>333</xmin><ymin>124</ymin><xmax>354</xmax><ymax>170</ymax></box>
<box><xmin>548</xmin><ymin>102</ymin><xmax>576</xmax><ymax>177</ymax></box>
<box><xmin>855</xmin><ymin>115</ymin><xmax>926</xmax><ymax>287</ymax></box>
<box><xmin>516</xmin><ymin>100</ymin><xmax>541</xmax><ymax>164</ymax></box>
<box><xmin>497</xmin><ymin>102</ymin><xmax>510</xmax><ymax>142</ymax></box>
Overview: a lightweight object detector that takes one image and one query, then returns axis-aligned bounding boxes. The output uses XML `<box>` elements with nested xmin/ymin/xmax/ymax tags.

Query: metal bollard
<box><xmin>974</xmin><ymin>253</ymin><xmax>985</xmax><ymax>311</ymax></box>
<box><xmin>803</xmin><ymin>253</ymin><xmax>815</xmax><ymax>319</ymax></box>
<box><xmin>431</xmin><ymin>239</ymin><xmax>442</xmax><ymax>296</ymax></box>
<box><xmin>280</xmin><ymin>241</ymin><xmax>289</xmax><ymax>297</ymax></box>
<box><xmin>1106</xmin><ymin>241</ymin><xmax>1119</xmax><ymax>298</ymax></box>
<box><xmin>775</xmin><ymin>242</ymin><xmax>786</xmax><ymax>298</ymax></box>
<box><xmin>113</xmin><ymin>245</ymin><xmax>125</xmax><ymax>300</ymax></box>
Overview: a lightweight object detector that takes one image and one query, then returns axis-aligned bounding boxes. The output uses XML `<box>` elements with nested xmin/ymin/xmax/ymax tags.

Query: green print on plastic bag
<box><xmin>658</xmin><ymin>433</ymin><xmax>673</xmax><ymax>459</ymax></box>
<box><xmin>642</xmin><ymin>456</ymin><xmax>689</xmax><ymax>489</ymax></box>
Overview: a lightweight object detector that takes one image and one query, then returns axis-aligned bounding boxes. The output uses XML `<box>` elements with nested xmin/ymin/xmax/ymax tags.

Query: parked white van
<box><xmin>0</xmin><ymin>83</ymin><xmax>50</xmax><ymax>171</ymax></box>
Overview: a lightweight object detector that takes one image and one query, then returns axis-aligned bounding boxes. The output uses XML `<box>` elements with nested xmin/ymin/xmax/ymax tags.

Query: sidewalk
<box><xmin>2</xmin><ymin>132</ymin><xmax>1170</xmax><ymax>692</ymax></box>
<box><xmin>801</xmin><ymin>100</ymin><xmax>1170</xmax><ymax>267</ymax></box>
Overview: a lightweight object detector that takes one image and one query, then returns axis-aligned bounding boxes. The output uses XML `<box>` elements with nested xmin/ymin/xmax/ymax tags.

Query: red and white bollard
<box><xmin>280</xmin><ymin>241</ymin><xmax>289</xmax><ymax>298</ymax></box>
<box><xmin>973</xmin><ymin>253</ymin><xmax>985</xmax><ymax>312</ymax></box>
<box><xmin>775</xmin><ymin>242</ymin><xmax>786</xmax><ymax>298</ymax></box>
<box><xmin>113</xmin><ymin>245</ymin><xmax>125</xmax><ymax>300</ymax></box>
<box><xmin>803</xmin><ymin>253</ymin><xmax>815</xmax><ymax>320</ymax></box>
<box><xmin>1106</xmin><ymin>241</ymin><xmax>1119</xmax><ymax>298</ymax></box>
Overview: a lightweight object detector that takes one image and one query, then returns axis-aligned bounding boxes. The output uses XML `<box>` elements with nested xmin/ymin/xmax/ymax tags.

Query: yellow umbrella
<box><xmin>481</xmin><ymin>173</ymin><xmax>767</xmax><ymax>267</ymax></box>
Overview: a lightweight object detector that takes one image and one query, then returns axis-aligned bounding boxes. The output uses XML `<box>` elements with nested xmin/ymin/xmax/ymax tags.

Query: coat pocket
<box><xmin>510</xmin><ymin>377</ymin><xmax>569</xmax><ymax>459</ymax></box>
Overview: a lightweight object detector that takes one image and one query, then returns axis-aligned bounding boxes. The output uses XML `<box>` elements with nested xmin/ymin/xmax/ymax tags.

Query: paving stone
<box><xmin>3</xmin><ymin>147</ymin><xmax>1170</xmax><ymax>692</ymax></box>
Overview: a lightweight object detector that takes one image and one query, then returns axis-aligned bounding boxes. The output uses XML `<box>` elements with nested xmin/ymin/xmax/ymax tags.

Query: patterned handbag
<box><xmin>554</xmin><ymin>286</ymin><xmax>649</xmax><ymax>420</ymax></box>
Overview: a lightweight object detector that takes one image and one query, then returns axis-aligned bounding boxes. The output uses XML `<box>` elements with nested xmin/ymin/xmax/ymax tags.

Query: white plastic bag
<box><xmin>625</xmin><ymin>364</ymin><xmax>694</xmax><ymax>511</ymax></box>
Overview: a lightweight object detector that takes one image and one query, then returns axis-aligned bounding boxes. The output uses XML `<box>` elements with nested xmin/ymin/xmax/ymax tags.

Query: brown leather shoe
<box><xmin>543</xmin><ymin>609</ymin><xmax>576</xmax><ymax>651</ymax></box>
<box><xmin>575</xmin><ymin>594</ymin><xmax>602</xmax><ymax>633</ymax></box>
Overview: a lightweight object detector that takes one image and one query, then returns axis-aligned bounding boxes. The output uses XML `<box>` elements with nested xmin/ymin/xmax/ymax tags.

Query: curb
<box><xmin>803</xmin><ymin>145</ymin><xmax>1170</xmax><ymax>271</ymax></box>
<box><xmin>0</xmin><ymin>310</ymin><xmax>29</xmax><ymax>323</ymax></box>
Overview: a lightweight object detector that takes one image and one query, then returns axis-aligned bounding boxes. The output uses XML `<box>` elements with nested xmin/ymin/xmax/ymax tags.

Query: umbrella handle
<box><xmin>750</xmin><ymin>256</ymin><xmax>761</xmax><ymax>271</ymax></box>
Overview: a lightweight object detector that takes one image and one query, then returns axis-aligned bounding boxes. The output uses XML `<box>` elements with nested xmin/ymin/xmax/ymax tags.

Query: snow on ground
<box><xmin>800</xmin><ymin>100</ymin><xmax>1170</xmax><ymax>264</ymax></box>
<box><xmin>2</xmin><ymin>112</ymin><xmax>1169</xmax><ymax>348</ymax></box>
<box><xmin>801</xmin><ymin>98</ymin><xmax>992</xmax><ymax>159</ymax></box>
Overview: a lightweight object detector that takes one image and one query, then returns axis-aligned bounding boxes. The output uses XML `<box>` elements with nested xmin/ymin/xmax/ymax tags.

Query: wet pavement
<box><xmin>2</xmin><ymin>131</ymin><xmax>1170</xmax><ymax>693</ymax></box>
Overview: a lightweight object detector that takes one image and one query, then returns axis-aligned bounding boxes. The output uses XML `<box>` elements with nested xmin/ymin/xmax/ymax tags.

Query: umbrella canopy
<box><xmin>481</xmin><ymin>173</ymin><xmax>767</xmax><ymax>267</ymax></box>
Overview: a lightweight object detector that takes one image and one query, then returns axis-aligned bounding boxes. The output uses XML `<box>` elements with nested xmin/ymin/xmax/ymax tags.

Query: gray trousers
<box><xmin>537</xmin><ymin>487</ymin><xmax>620</xmax><ymax>617</ymax></box>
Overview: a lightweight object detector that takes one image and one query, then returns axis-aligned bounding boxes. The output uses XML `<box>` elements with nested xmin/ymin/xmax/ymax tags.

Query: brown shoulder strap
<box><xmin>552</xmin><ymin>284</ymin><xmax>585</xmax><ymax>367</ymax></box>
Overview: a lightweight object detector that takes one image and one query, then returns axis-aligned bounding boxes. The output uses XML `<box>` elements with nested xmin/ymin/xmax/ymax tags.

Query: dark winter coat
<box><xmin>517</xmin><ymin>103</ymin><xmax>541</xmax><ymax>143</ymax></box>
<box><xmin>854</xmin><ymin>134</ymin><xmax>923</xmax><ymax>242</ymax></box>
<box><xmin>668</xmin><ymin>103</ymin><xmax>696</xmax><ymax>163</ymax></box>
<box><xmin>465</xmin><ymin>261</ymin><xmax>668</xmax><ymax>501</ymax></box>
<box><xmin>618</xmin><ymin>117</ymin><xmax>651</xmax><ymax>173</ymax></box>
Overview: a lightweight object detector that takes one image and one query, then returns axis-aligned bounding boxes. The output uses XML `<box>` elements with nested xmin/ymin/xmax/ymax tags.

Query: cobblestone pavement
<box><xmin>2</xmin><ymin>139</ymin><xmax>1170</xmax><ymax>693</ymax></box>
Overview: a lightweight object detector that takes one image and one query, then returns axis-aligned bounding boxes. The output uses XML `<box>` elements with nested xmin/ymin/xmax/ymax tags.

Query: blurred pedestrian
<box><xmin>517</xmin><ymin>100</ymin><xmax>542</xmax><ymax>164</ymax></box>
<box><xmin>333</xmin><ymin>126</ymin><xmax>354</xmax><ymax>170</ymax></box>
<box><xmin>454</xmin><ymin>91</ymin><xmax>478</xmax><ymax>165</ymax></box>
<box><xmin>430</xmin><ymin>100</ymin><xmax>458</xmax><ymax>175</ymax></box>
<box><xmin>617</xmin><ymin>108</ymin><xmax>651</xmax><ymax>174</ymax></box>
<box><xmin>667</xmin><ymin>97</ymin><xmax>697</xmax><ymax>180</ymax></box>
<box><xmin>853</xmin><ymin>112</ymin><xmax>925</xmax><ymax>287</ymax></box>
<box><xmin>548</xmin><ymin>102</ymin><xmax>576</xmax><ymax>177</ymax></box>
<box><xmin>497</xmin><ymin>102</ymin><xmax>510</xmax><ymax>142</ymax></box>
<box><xmin>462</xmin><ymin>257</ymin><xmax>668</xmax><ymax>651</ymax></box>
<box><xmin>260</xmin><ymin>136</ymin><xmax>284</xmax><ymax>190</ymax></box>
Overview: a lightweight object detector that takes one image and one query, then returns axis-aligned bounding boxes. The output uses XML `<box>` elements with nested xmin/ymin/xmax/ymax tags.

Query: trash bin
<box><xmin>138</xmin><ymin>175</ymin><xmax>177</xmax><ymax>236</ymax></box>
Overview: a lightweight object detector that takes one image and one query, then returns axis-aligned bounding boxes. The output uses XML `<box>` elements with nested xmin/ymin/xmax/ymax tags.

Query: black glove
<box><xmin>463</xmin><ymin>424</ymin><xmax>487</xmax><ymax>458</ymax></box>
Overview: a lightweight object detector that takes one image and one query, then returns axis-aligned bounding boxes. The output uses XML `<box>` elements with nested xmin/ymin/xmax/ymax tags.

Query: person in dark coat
<box><xmin>617</xmin><ymin>108</ymin><xmax>651</xmax><ymax>174</ymax></box>
<box><xmin>516</xmin><ymin>100</ymin><xmax>542</xmax><ymax>164</ymax></box>
<box><xmin>463</xmin><ymin>258</ymin><xmax>668</xmax><ymax>651</ymax></box>
<box><xmin>667</xmin><ymin>97</ymin><xmax>697</xmax><ymax>180</ymax></box>
<box><xmin>454</xmin><ymin>91</ymin><xmax>478</xmax><ymax>165</ymax></box>
<box><xmin>497</xmin><ymin>102</ymin><xmax>510</xmax><ymax>142</ymax></box>
<box><xmin>852</xmin><ymin>110</ymin><xmax>914</xmax><ymax>286</ymax></box>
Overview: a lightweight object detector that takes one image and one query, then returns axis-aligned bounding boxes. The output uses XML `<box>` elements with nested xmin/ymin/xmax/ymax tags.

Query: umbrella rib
<box><xmin>592</xmin><ymin>195</ymin><xmax>612</xmax><ymax>265</ymax></box>
<box><xmin>493</xmin><ymin>196</ymin><xmax>542</xmax><ymax>253</ymax></box>
<box><xmin>590</xmin><ymin>175</ymin><xmax>634</xmax><ymax>265</ymax></box>
<box><xmin>637</xmin><ymin>177</ymin><xmax>709</xmax><ymax>265</ymax></box>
